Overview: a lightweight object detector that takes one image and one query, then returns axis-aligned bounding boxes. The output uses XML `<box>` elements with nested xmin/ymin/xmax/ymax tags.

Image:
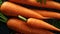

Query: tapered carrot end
<box><xmin>57</xmin><ymin>29</ymin><xmax>60</xmax><ymax>32</ymax></box>
<box><xmin>42</xmin><ymin>17</ymin><xmax>52</xmax><ymax>19</ymax></box>
<box><xmin>51</xmin><ymin>28</ymin><xmax>60</xmax><ymax>32</ymax></box>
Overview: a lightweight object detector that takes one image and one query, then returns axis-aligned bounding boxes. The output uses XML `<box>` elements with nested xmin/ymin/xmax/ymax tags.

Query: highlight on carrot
<box><xmin>7</xmin><ymin>18</ymin><xmax>54</xmax><ymax>34</ymax></box>
<box><xmin>1</xmin><ymin>1</ymin><xmax>49</xmax><ymax>19</ymax></box>
<box><xmin>33</xmin><ymin>10</ymin><xmax>60</xmax><ymax>19</ymax></box>
<box><xmin>18</xmin><ymin>15</ymin><xmax>60</xmax><ymax>32</ymax></box>
<box><xmin>8</xmin><ymin>0</ymin><xmax>60</xmax><ymax>10</ymax></box>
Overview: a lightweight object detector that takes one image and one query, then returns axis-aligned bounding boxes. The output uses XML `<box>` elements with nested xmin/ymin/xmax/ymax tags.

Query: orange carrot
<box><xmin>7</xmin><ymin>18</ymin><xmax>54</xmax><ymax>34</ymax></box>
<box><xmin>33</xmin><ymin>10</ymin><xmax>60</xmax><ymax>19</ymax></box>
<box><xmin>1</xmin><ymin>2</ymin><xmax>49</xmax><ymax>19</ymax></box>
<box><xmin>26</xmin><ymin>18</ymin><xmax>60</xmax><ymax>32</ymax></box>
<box><xmin>8</xmin><ymin>0</ymin><xmax>60</xmax><ymax>10</ymax></box>
<box><xmin>17</xmin><ymin>15</ymin><xmax>60</xmax><ymax>32</ymax></box>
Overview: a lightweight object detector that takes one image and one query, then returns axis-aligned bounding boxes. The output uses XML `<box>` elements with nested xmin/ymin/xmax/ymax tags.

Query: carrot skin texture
<box><xmin>1</xmin><ymin>2</ymin><xmax>48</xmax><ymax>19</ymax></box>
<box><xmin>7</xmin><ymin>18</ymin><xmax>54</xmax><ymax>34</ymax></box>
<box><xmin>8</xmin><ymin>0</ymin><xmax>60</xmax><ymax>10</ymax></box>
<box><xmin>27</xmin><ymin>18</ymin><xmax>60</xmax><ymax>32</ymax></box>
<box><xmin>33</xmin><ymin>10</ymin><xmax>60</xmax><ymax>19</ymax></box>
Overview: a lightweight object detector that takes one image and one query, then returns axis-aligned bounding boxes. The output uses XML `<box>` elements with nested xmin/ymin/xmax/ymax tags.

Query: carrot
<box><xmin>27</xmin><ymin>18</ymin><xmax>60</xmax><ymax>31</ymax></box>
<box><xmin>26</xmin><ymin>18</ymin><xmax>60</xmax><ymax>32</ymax></box>
<box><xmin>1</xmin><ymin>2</ymin><xmax>49</xmax><ymax>19</ymax></box>
<box><xmin>8</xmin><ymin>0</ymin><xmax>60</xmax><ymax>10</ymax></box>
<box><xmin>18</xmin><ymin>15</ymin><xmax>60</xmax><ymax>32</ymax></box>
<box><xmin>7</xmin><ymin>18</ymin><xmax>54</xmax><ymax>34</ymax></box>
<box><xmin>33</xmin><ymin>10</ymin><xmax>60</xmax><ymax>19</ymax></box>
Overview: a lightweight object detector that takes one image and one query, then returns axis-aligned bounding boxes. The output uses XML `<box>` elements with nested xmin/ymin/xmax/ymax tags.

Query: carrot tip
<box><xmin>42</xmin><ymin>17</ymin><xmax>52</xmax><ymax>19</ymax></box>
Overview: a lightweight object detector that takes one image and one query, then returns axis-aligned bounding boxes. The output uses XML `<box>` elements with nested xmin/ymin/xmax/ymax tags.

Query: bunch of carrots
<box><xmin>0</xmin><ymin>0</ymin><xmax>60</xmax><ymax>34</ymax></box>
